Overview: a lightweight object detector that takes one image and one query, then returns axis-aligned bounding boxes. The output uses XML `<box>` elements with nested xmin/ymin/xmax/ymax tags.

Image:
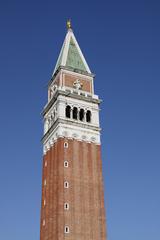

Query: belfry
<box><xmin>40</xmin><ymin>21</ymin><xmax>107</xmax><ymax>239</ymax></box>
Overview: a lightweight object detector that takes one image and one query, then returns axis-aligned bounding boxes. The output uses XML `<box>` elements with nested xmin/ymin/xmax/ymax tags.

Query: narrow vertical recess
<box><xmin>54</xmin><ymin>141</ymin><xmax>58</xmax><ymax>239</ymax></box>
<box><xmin>91</xmin><ymin>143</ymin><xmax>100</xmax><ymax>239</ymax></box>
<box><xmin>97</xmin><ymin>145</ymin><xmax>107</xmax><ymax>239</ymax></box>
<box><xmin>50</xmin><ymin>147</ymin><xmax>53</xmax><ymax>234</ymax></box>
<box><xmin>70</xmin><ymin>139</ymin><xmax>75</xmax><ymax>239</ymax></box>
<box><xmin>46</xmin><ymin>148</ymin><xmax>50</xmax><ymax>236</ymax></box>
<box><xmin>73</xmin><ymin>139</ymin><xmax>81</xmax><ymax>236</ymax></box>
<box><xmin>81</xmin><ymin>141</ymin><xmax>87</xmax><ymax>239</ymax></box>
<box><xmin>79</xmin><ymin>140</ymin><xmax>83</xmax><ymax>238</ymax></box>
<box><xmin>88</xmin><ymin>143</ymin><xmax>94</xmax><ymax>239</ymax></box>
<box><xmin>40</xmin><ymin>155</ymin><xmax>45</xmax><ymax>240</ymax></box>
<box><xmin>48</xmin><ymin>145</ymin><xmax>52</xmax><ymax>239</ymax></box>
<box><xmin>51</xmin><ymin>142</ymin><xmax>55</xmax><ymax>238</ymax></box>
<box><xmin>49</xmin><ymin>145</ymin><xmax>53</xmax><ymax>239</ymax></box>
<box><xmin>57</xmin><ymin>138</ymin><xmax>64</xmax><ymax>239</ymax></box>
<box><xmin>43</xmin><ymin>150</ymin><xmax>49</xmax><ymax>238</ymax></box>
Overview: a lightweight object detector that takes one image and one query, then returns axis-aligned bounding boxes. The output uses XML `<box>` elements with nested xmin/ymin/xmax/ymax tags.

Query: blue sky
<box><xmin>0</xmin><ymin>0</ymin><xmax>159</xmax><ymax>239</ymax></box>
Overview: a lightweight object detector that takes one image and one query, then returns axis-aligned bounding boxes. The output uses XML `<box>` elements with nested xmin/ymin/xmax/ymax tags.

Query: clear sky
<box><xmin>0</xmin><ymin>0</ymin><xmax>159</xmax><ymax>239</ymax></box>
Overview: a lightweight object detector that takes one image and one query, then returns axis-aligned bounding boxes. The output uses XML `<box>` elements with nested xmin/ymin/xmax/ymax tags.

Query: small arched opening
<box><xmin>86</xmin><ymin>110</ymin><xmax>91</xmax><ymax>123</ymax></box>
<box><xmin>79</xmin><ymin>109</ymin><xmax>84</xmax><ymax>121</ymax></box>
<box><xmin>73</xmin><ymin>107</ymin><xmax>78</xmax><ymax>120</ymax></box>
<box><xmin>66</xmin><ymin>105</ymin><xmax>71</xmax><ymax>118</ymax></box>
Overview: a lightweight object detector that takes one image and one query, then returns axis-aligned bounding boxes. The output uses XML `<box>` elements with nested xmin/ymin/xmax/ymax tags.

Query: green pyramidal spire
<box><xmin>52</xmin><ymin>26</ymin><xmax>91</xmax><ymax>76</ymax></box>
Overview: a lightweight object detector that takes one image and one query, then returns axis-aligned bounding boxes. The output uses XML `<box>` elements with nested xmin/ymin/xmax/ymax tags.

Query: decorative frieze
<box><xmin>43</xmin><ymin>123</ymin><xmax>101</xmax><ymax>154</ymax></box>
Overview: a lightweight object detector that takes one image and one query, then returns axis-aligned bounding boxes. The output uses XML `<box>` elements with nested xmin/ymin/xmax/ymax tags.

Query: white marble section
<box><xmin>44</xmin><ymin>101</ymin><xmax>58</xmax><ymax>134</ymax></box>
<box><xmin>58</xmin><ymin>95</ymin><xmax>99</xmax><ymax>125</ymax></box>
<box><xmin>43</xmin><ymin>123</ymin><xmax>101</xmax><ymax>154</ymax></box>
<box><xmin>44</xmin><ymin>94</ymin><xmax>100</xmax><ymax>135</ymax></box>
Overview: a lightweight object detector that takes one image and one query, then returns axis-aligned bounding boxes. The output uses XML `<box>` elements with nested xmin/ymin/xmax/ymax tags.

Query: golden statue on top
<box><xmin>67</xmin><ymin>19</ymin><xmax>72</xmax><ymax>29</ymax></box>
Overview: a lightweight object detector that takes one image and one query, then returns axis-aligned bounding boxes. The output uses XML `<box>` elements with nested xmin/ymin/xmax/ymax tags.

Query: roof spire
<box><xmin>66</xmin><ymin>19</ymin><xmax>72</xmax><ymax>30</ymax></box>
<box><xmin>52</xmin><ymin>21</ymin><xmax>91</xmax><ymax>76</ymax></box>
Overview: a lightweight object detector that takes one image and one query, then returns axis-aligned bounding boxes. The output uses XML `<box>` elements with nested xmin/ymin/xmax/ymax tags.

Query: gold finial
<box><xmin>67</xmin><ymin>19</ymin><xmax>72</xmax><ymax>30</ymax></box>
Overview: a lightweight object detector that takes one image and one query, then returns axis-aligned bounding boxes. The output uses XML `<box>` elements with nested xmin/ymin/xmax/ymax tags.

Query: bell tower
<box><xmin>40</xmin><ymin>21</ymin><xmax>107</xmax><ymax>240</ymax></box>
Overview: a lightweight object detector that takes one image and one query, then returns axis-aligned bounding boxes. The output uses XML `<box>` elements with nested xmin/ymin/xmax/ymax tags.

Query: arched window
<box><xmin>64</xmin><ymin>203</ymin><xmax>69</xmax><ymax>210</ymax></box>
<box><xmin>79</xmin><ymin>109</ymin><xmax>84</xmax><ymax>121</ymax></box>
<box><xmin>64</xmin><ymin>226</ymin><xmax>70</xmax><ymax>234</ymax></box>
<box><xmin>64</xmin><ymin>161</ymin><xmax>69</xmax><ymax>168</ymax></box>
<box><xmin>66</xmin><ymin>105</ymin><xmax>71</xmax><ymax>118</ymax></box>
<box><xmin>86</xmin><ymin>110</ymin><xmax>91</xmax><ymax>123</ymax></box>
<box><xmin>51</xmin><ymin>114</ymin><xmax>54</xmax><ymax>124</ymax></box>
<box><xmin>73</xmin><ymin>107</ymin><xmax>78</xmax><ymax>120</ymax></box>
<box><xmin>64</xmin><ymin>142</ymin><xmax>68</xmax><ymax>148</ymax></box>
<box><xmin>64</xmin><ymin>181</ymin><xmax>69</xmax><ymax>188</ymax></box>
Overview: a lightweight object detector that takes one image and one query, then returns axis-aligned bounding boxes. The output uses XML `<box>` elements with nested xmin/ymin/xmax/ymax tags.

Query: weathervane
<box><xmin>67</xmin><ymin>19</ymin><xmax>72</xmax><ymax>30</ymax></box>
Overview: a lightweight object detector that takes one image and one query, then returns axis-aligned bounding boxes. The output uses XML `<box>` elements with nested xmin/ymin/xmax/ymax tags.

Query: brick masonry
<box><xmin>63</xmin><ymin>73</ymin><xmax>92</xmax><ymax>93</ymax></box>
<box><xmin>40</xmin><ymin>138</ymin><xmax>107</xmax><ymax>240</ymax></box>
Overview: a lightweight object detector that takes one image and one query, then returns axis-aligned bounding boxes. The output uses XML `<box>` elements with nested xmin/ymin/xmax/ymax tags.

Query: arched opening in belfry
<box><xmin>73</xmin><ymin>107</ymin><xmax>78</xmax><ymax>120</ymax></box>
<box><xmin>66</xmin><ymin>105</ymin><xmax>71</xmax><ymax>118</ymax></box>
<box><xmin>86</xmin><ymin>110</ymin><xmax>91</xmax><ymax>123</ymax></box>
<box><xmin>79</xmin><ymin>108</ymin><xmax>84</xmax><ymax>121</ymax></box>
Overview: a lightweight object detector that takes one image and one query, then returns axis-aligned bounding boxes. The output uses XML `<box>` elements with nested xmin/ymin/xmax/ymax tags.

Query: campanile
<box><xmin>40</xmin><ymin>21</ymin><xmax>107</xmax><ymax>240</ymax></box>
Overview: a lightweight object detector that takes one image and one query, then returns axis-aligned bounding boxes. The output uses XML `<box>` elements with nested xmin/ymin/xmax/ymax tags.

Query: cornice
<box><xmin>42</xmin><ymin>122</ymin><xmax>101</xmax><ymax>155</ymax></box>
<box><xmin>41</xmin><ymin>117</ymin><xmax>101</xmax><ymax>143</ymax></box>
